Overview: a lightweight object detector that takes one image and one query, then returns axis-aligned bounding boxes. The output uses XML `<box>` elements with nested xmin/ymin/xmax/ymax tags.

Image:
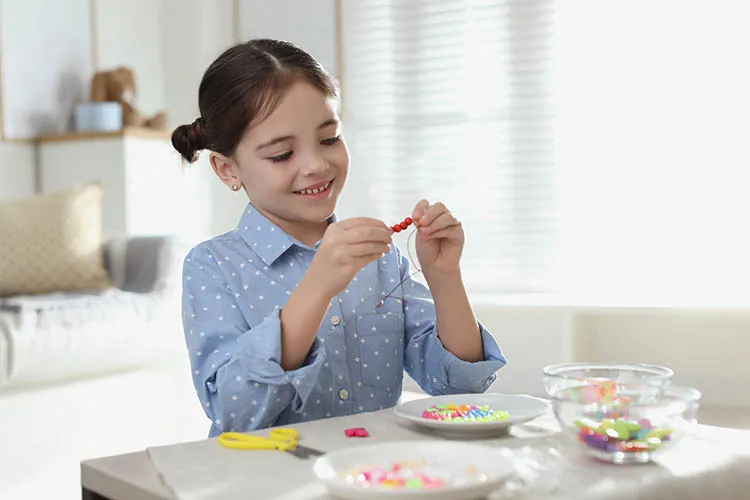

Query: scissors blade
<box><xmin>287</xmin><ymin>444</ymin><xmax>325</xmax><ymax>459</ymax></box>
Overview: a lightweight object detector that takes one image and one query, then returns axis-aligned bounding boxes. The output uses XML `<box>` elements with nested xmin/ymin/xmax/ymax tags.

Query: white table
<box><xmin>81</xmin><ymin>408</ymin><xmax>750</xmax><ymax>500</ymax></box>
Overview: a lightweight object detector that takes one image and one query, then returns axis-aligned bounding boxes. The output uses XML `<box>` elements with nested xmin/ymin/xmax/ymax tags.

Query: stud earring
<box><xmin>231</xmin><ymin>184</ymin><xmax>241</xmax><ymax>191</ymax></box>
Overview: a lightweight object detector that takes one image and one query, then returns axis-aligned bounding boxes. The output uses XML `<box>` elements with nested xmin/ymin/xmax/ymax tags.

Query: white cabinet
<box><xmin>37</xmin><ymin>127</ymin><xmax>212</xmax><ymax>242</ymax></box>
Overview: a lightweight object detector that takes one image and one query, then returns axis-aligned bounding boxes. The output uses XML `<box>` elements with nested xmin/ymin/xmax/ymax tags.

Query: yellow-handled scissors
<box><xmin>218</xmin><ymin>428</ymin><xmax>324</xmax><ymax>459</ymax></box>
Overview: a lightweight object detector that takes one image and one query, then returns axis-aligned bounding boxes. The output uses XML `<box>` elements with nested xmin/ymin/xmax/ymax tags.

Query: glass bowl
<box><xmin>552</xmin><ymin>383</ymin><xmax>701</xmax><ymax>464</ymax></box>
<box><xmin>542</xmin><ymin>362</ymin><xmax>674</xmax><ymax>398</ymax></box>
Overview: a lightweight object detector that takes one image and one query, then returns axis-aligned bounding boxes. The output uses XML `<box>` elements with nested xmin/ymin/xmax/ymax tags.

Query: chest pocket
<box><xmin>355</xmin><ymin>312</ymin><xmax>404</xmax><ymax>389</ymax></box>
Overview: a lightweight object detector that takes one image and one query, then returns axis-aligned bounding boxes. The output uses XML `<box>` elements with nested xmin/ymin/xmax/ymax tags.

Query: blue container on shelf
<box><xmin>74</xmin><ymin>102</ymin><xmax>123</xmax><ymax>132</ymax></box>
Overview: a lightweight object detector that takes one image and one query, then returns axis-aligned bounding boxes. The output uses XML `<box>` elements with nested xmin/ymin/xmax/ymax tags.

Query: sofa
<box><xmin>0</xmin><ymin>235</ymin><xmax>209</xmax><ymax>500</ymax></box>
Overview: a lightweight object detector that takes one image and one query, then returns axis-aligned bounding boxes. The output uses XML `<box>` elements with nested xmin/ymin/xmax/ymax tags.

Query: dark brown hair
<box><xmin>172</xmin><ymin>39</ymin><xmax>339</xmax><ymax>163</ymax></box>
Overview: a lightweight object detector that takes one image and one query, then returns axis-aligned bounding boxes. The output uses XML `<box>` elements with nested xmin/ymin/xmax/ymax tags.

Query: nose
<box><xmin>299</xmin><ymin>150</ymin><xmax>329</xmax><ymax>176</ymax></box>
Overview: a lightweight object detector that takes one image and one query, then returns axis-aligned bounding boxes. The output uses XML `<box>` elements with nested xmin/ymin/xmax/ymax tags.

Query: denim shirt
<box><xmin>182</xmin><ymin>204</ymin><xmax>507</xmax><ymax>436</ymax></box>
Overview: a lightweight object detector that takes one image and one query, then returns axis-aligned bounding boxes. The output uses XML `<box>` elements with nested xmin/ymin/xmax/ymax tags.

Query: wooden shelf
<box><xmin>36</xmin><ymin>126</ymin><xmax>172</xmax><ymax>143</ymax></box>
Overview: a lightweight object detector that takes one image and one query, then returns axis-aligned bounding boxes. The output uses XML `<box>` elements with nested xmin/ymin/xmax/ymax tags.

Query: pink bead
<box><xmin>345</xmin><ymin>427</ymin><xmax>369</xmax><ymax>438</ymax></box>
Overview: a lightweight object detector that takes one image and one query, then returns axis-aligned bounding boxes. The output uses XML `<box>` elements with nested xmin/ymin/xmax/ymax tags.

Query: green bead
<box><xmin>600</xmin><ymin>418</ymin><xmax>616</xmax><ymax>429</ymax></box>
<box><xmin>614</xmin><ymin>421</ymin><xmax>631</xmax><ymax>441</ymax></box>
<box><xmin>646</xmin><ymin>428</ymin><xmax>672</xmax><ymax>439</ymax></box>
<box><xmin>405</xmin><ymin>478</ymin><xmax>424</xmax><ymax>489</ymax></box>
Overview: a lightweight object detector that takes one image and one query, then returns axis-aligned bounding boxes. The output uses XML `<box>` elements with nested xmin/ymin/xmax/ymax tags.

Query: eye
<box><xmin>269</xmin><ymin>151</ymin><xmax>293</xmax><ymax>163</ymax></box>
<box><xmin>321</xmin><ymin>136</ymin><xmax>341</xmax><ymax>146</ymax></box>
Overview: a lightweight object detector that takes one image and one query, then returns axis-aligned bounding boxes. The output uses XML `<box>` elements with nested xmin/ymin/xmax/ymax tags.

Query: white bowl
<box><xmin>394</xmin><ymin>393</ymin><xmax>551</xmax><ymax>437</ymax></box>
<box><xmin>313</xmin><ymin>440</ymin><xmax>514</xmax><ymax>500</ymax></box>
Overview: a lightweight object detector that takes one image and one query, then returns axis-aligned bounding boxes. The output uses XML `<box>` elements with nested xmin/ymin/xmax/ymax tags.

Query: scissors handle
<box><xmin>269</xmin><ymin>428</ymin><xmax>299</xmax><ymax>442</ymax></box>
<box><xmin>218</xmin><ymin>428</ymin><xmax>299</xmax><ymax>452</ymax></box>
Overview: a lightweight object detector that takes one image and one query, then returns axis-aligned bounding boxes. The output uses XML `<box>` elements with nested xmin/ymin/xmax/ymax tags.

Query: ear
<box><xmin>209</xmin><ymin>152</ymin><xmax>243</xmax><ymax>191</ymax></box>
<box><xmin>116</xmin><ymin>67</ymin><xmax>136</xmax><ymax>97</ymax></box>
<box><xmin>91</xmin><ymin>72</ymin><xmax>108</xmax><ymax>101</ymax></box>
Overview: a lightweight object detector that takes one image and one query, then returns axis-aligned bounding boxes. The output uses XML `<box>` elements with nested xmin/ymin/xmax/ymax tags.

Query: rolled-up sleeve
<box><xmin>396</xmin><ymin>249</ymin><xmax>507</xmax><ymax>395</ymax></box>
<box><xmin>182</xmin><ymin>247</ymin><xmax>326</xmax><ymax>434</ymax></box>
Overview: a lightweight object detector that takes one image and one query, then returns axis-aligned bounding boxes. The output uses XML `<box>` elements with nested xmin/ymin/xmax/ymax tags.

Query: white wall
<box><xmin>0</xmin><ymin>0</ymin><xmax>92</xmax><ymax>139</ymax></box>
<box><xmin>570</xmin><ymin>308</ymin><xmax>750</xmax><ymax>408</ymax></box>
<box><xmin>92</xmin><ymin>0</ymin><xmax>165</xmax><ymax>117</ymax></box>
<box><xmin>159</xmin><ymin>0</ymin><xmax>247</xmax><ymax>238</ymax></box>
<box><xmin>238</xmin><ymin>0</ymin><xmax>338</xmax><ymax>75</ymax></box>
<box><xmin>0</xmin><ymin>143</ymin><xmax>36</xmax><ymax>199</ymax></box>
<box><xmin>401</xmin><ymin>303</ymin><xmax>750</xmax><ymax>410</ymax></box>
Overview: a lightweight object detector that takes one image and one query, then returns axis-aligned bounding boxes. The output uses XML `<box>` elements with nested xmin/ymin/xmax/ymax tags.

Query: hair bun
<box><xmin>172</xmin><ymin>118</ymin><xmax>206</xmax><ymax>163</ymax></box>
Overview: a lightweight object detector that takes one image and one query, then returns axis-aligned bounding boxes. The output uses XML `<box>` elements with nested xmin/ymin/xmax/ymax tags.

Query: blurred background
<box><xmin>0</xmin><ymin>1</ymin><xmax>748</xmax><ymax>499</ymax></box>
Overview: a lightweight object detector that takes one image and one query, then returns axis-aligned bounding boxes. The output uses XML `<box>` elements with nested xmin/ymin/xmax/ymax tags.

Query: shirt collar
<box><xmin>237</xmin><ymin>203</ymin><xmax>337</xmax><ymax>266</ymax></box>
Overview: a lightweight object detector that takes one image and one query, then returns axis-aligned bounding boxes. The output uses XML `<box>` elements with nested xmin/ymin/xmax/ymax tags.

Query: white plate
<box><xmin>394</xmin><ymin>393</ymin><xmax>551</xmax><ymax>437</ymax></box>
<box><xmin>313</xmin><ymin>440</ymin><xmax>513</xmax><ymax>500</ymax></box>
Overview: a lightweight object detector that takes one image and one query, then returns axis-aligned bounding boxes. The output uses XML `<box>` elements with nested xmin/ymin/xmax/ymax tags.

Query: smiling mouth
<box><xmin>293</xmin><ymin>180</ymin><xmax>333</xmax><ymax>196</ymax></box>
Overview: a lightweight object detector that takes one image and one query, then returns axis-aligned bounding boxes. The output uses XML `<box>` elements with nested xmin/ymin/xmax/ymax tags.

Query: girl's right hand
<box><xmin>310</xmin><ymin>217</ymin><xmax>392</xmax><ymax>297</ymax></box>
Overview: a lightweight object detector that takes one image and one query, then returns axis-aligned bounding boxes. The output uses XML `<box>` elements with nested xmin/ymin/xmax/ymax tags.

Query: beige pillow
<box><xmin>0</xmin><ymin>182</ymin><xmax>112</xmax><ymax>296</ymax></box>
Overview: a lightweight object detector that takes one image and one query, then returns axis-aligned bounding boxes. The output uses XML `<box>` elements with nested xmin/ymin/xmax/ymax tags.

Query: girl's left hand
<box><xmin>411</xmin><ymin>199</ymin><xmax>465</xmax><ymax>278</ymax></box>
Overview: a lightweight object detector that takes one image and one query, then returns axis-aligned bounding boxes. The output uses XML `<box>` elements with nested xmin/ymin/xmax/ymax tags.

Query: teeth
<box><xmin>297</xmin><ymin>182</ymin><xmax>330</xmax><ymax>195</ymax></box>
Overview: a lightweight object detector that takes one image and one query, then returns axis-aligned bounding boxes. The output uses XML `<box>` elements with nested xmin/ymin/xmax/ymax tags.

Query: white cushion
<box><xmin>0</xmin><ymin>289</ymin><xmax>181</xmax><ymax>388</ymax></box>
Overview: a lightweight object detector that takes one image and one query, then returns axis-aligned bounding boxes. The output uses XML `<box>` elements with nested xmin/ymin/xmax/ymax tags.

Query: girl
<box><xmin>173</xmin><ymin>39</ymin><xmax>506</xmax><ymax>436</ymax></box>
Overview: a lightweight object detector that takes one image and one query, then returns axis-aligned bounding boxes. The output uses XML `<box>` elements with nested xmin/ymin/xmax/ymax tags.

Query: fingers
<box><xmin>420</xmin><ymin>223</ymin><xmax>462</xmax><ymax>241</ymax></box>
<box><xmin>412</xmin><ymin>199</ymin><xmax>430</xmax><ymax>224</ymax></box>
<box><xmin>337</xmin><ymin>217</ymin><xmax>389</xmax><ymax>231</ymax></box>
<box><xmin>348</xmin><ymin>241</ymin><xmax>392</xmax><ymax>258</ymax></box>
<box><xmin>414</xmin><ymin>201</ymin><xmax>455</xmax><ymax>229</ymax></box>
<box><xmin>332</xmin><ymin>217</ymin><xmax>391</xmax><ymax>243</ymax></box>
<box><xmin>419</xmin><ymin>210</ymin><xmax>460</xmax><ymax>236</ymax></box>
<box><xmin>344</xmin><ymin>226</ymin><xmax>393</xmax><ymax>246</ymax></box>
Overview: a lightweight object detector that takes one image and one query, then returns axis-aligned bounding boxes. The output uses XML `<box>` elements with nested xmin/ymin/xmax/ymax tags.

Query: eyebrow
<box><xmin>255</xmin><ymin>118</ymin><xmax>339</xmax><ymax>152</ymax></box>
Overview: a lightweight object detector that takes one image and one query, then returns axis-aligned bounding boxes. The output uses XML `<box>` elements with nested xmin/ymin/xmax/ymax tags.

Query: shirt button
<box><xmin>330</xmin><ymin>315</ymin><xmax>341</xmax><ymax>326</ymax></box>
<box><xmin>338</xmin><ymin>388</ymin><xmax>349</xmax><ymax>400</ymax></box>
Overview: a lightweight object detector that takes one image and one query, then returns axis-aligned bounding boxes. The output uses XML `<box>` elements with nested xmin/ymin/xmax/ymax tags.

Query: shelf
<box><xmin>36</xmin><ymin>126</ymin><xmax>172</xmax><ymax>143</ymax></box>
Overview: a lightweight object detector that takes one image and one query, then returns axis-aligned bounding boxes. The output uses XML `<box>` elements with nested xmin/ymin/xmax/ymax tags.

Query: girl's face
<box><xmin>210</xmin><ymin>81</ymin><xmax>349</xmax><ymax>245</ymax></box>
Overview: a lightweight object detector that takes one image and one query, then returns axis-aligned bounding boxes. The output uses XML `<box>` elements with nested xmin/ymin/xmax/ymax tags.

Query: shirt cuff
<box><xmin>428</xmin><ymin>322</ymin><xmax>507</xmax><ymax>394</ymax></box>
<box><xmin>234</xmin><ymin>309</ymin><xmax>326</xmax><ymax>412</ymax></box>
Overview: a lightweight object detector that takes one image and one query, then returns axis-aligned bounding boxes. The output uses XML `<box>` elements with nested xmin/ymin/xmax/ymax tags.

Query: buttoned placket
<box><xmin>324</xmin><ymin>292</ymin><xmax>352</xmax><ymax>414</ymax></box>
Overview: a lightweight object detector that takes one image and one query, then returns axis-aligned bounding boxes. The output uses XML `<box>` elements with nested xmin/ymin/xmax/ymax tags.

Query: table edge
<box><xmin>81</xmin><ymin>450</ymin><xmax>175</xmax><ymax>500</ymax></box>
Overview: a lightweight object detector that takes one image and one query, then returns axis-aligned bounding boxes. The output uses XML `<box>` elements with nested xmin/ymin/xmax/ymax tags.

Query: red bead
<box><xmin>391</xmin><ymin>225</ymin><xmax>400</xmax><ymax>233</ymax></box>
<box><xmin>404</xmin><ymin>217</ymin><xmax>413</xmax><ymax>225</ymax></box>
<box><xmin>399</xmin><ymin>222</ymin><xmax>408</xmax><ymax>230</ymax></box>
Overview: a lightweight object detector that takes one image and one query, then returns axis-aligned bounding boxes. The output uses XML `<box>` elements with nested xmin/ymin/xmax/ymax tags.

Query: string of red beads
<box><xmin>390</xmin><ymin>217</ymin><xmax>413</xmax><ymax>233</ymax></box>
